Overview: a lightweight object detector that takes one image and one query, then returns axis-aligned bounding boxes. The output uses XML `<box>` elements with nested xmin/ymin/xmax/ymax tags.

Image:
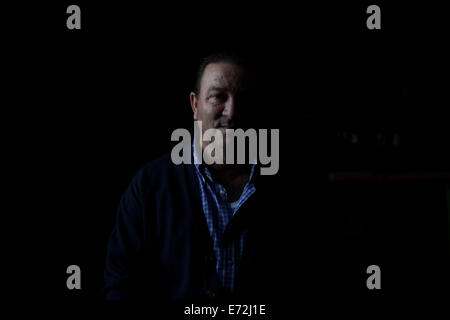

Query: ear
<box><xmin>190</xmin><ymin>92</ymin><xmax>198</xmax><ymax>120</ymax></box>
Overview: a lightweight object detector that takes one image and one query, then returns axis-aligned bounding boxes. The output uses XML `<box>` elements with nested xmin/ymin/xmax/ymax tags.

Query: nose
<box><xmin>222</xmin><ymin>96</ymin><xmax>236</xmax><ymax>119</ymax></box>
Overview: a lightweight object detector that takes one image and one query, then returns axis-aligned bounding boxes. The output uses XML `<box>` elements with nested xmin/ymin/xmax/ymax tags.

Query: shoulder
<box><xmin>130</xmin><ymin>153</ymin><xmax>194</xmax><ymax>195</ymax></box>
<box><xmin>138</xmin><ymin>153</ymin><xmax>173</xmax><ymax>178</ymax></box>
<box><xmin>131</xmin><ymin>153</ymin><xmax>172</xmax><ymax>188</ymax></box>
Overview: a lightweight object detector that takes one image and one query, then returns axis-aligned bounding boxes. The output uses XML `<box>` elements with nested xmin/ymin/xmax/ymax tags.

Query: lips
<box><xmin>217</xmin><ymin>124</ymin><xmax>235</xmax><ymax>129</ymax></box>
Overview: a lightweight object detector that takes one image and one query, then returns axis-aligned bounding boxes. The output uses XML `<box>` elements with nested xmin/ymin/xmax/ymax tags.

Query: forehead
<box><xmin>200</xmin><ymin>62</ymin><xmax>253</xmax><ymax>93</ymax></box>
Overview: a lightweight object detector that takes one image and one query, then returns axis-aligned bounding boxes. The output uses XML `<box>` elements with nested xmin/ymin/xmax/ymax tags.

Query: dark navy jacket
<box><xmin>102</xmin><ymin>154</ymin><xmax>285</xmax><ymax>301</ymax></box>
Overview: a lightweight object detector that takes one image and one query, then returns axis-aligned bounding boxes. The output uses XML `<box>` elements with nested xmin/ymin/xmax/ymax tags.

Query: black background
<box><xmin>4</xmin><ymin>0</ymin><xmax>449</xmax><ymax>315</ymax></box>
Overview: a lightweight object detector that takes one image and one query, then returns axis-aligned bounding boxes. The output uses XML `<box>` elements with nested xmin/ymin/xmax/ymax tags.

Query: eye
<box><xmin>237</xmin><ymin>90</ymin><xmax>257</xmax><ymax>103</ymax></box>
<box><xmin>208</xmin><ymin>93</ymin><xmax>227</xmax><ymax>103</ymax></box>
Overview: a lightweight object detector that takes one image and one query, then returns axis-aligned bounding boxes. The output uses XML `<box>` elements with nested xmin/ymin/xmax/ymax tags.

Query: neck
<box><xmin>207</xmin><ymin>164</ymin><xmax>252</xmax><ymax>202</ymax></box>
<box><xmin>207</xmin><ymin>163</ymin><xmax>251</xmax><ymax>178</ymax></box>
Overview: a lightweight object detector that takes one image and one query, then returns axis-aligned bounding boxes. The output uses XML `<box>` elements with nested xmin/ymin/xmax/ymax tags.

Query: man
<box><xmin>102</xmin><ymin>52</ymin><xmax>282</xmax><ymax>301</ymax></box>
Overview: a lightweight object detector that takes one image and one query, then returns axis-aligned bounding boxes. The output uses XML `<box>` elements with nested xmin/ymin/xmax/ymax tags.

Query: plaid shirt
<box><xmin>193</xmin><ymin>143</ymin><xmax>256</xmax><ymax>292</ymax></box>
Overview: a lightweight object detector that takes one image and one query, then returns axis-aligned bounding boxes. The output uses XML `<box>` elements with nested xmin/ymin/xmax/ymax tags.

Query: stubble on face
<box><xmin>195</xmin><ymin>62</ymin><xmax>256</xmax><ymax>153</ymax></box>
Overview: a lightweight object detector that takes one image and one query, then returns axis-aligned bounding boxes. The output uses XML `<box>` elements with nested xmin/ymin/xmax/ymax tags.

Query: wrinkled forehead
<box><xmin>200</xmin><ymin>62</ymin><xmax>255</xmax><ymax>94</ymax></box>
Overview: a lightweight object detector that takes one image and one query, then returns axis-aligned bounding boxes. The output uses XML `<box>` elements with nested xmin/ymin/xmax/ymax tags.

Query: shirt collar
<box><xmin>192</xmin><ymin>140</ymin><xmax>257</xmax><ymax>185</ymax></box>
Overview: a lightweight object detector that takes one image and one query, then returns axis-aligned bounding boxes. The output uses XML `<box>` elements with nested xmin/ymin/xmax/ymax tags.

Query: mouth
<box><xmin>217</xmin><ymin>124</ymin><xmax>235</xmax><ymax>129</ymax></box>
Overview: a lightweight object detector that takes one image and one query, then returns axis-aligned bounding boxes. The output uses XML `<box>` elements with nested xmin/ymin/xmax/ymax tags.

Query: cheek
<box><xmin>200</xmin><ymin>103</ymin><xmax>222</xmax><ymax>120</ymax></box>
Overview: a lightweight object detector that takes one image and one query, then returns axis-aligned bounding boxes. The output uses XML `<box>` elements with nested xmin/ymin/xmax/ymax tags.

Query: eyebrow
<box><xmin>205</xmin><ymin>86</ymin><xmax>255</xmax><ymax>96</ymax></box>
<box><xmin>206</xmin><ymin>86</ymin><xmax>226</xmax><ymax>95</ymax></box>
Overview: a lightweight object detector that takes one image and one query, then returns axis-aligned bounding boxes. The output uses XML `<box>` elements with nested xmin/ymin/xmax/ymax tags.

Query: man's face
<box><xmin>190</xmin><ymin>62</ymin><xmax>258</xmax><ymax>146</ymax></box>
